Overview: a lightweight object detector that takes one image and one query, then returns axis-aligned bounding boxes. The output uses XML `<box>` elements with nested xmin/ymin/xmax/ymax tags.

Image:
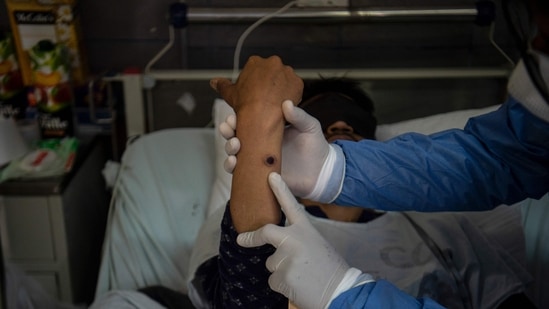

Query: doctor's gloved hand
<box><xmin>220</xmin><ymin>100</ymin><xmax>344</xmax><ymax>202</ymax></box>
<box><xmin>237</xmin><ymin>173</ymin><xmax>371</xmax><ymax>309</ymax></box>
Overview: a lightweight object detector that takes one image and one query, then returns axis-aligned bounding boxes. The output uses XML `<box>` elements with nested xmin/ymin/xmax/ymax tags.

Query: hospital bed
<box><xmin>91</xmin><ymin>2</ymin><xmax>548</xmax><ymax>306</ymax></box>
<box><xmin>93</xmin><ymin>96</ymin><xmax>549</xmax><ymax>308</ymax></box>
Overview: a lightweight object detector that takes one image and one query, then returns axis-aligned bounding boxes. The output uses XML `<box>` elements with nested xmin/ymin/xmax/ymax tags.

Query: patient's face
<box><xmin>300</xmin><ymin>91</ymin><xmax>376</xmax><ymax>141</ymax></box>
<box><xmin>324</xmin><ymin>120</ymin><xmax>365</xmax><ymax>143</ymax></box>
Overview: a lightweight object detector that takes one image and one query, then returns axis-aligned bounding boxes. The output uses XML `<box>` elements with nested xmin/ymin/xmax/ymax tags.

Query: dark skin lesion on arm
<box><xmin>265</xmin><ymin>155</ymin><xmax>276</xmax><ymax>166</ymax></box>
<box><xmin>211</xmin><ymin>55</ymin><xmax>303</xmax><ymax>233</ymax></box>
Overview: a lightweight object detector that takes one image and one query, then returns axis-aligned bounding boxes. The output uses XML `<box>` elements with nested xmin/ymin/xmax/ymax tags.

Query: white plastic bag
<box><xmin>4</xmin><ymin>262</ymin><xmax>84</xmax><ymax>309</ymax></box>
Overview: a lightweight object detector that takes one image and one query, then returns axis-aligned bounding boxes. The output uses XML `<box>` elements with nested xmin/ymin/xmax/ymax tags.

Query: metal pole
<box><xmin>128</xmin><ymin>67</ymin><xmax>511</xmax><ymax>81</ymax></box>
<box><xmin>186</xmin><ymin>7</ymin><xmax>478</xmax><ymax>23</ymax></box>
<box><xmin>103</xmin><ymin>66</ymin><xmax>510</xmax><ymax>135</ymax></box>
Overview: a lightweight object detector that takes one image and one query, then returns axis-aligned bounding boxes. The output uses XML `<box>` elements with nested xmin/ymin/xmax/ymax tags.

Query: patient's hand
<box><xmin>210</xmin><ymin>55</ymin><xmax>303</xmax><ymax>113</ymax></box>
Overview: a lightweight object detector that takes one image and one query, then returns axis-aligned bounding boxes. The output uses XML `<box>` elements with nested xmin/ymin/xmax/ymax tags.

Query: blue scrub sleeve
<box><xmin>334</xmin><ymin>98</ymin><xmax>549</xmax><ymax>212</ymax></box>
<box><xmin>329</xmin><ymin>280</ymin><xmax>445</xmax><ymax>309</ymax></box>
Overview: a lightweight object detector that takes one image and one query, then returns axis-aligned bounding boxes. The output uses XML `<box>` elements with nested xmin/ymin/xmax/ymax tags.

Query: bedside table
<box><xmin>0</xmin><ymin>135</ymin><xmax>111</xmax><ymax>305</ymax></box>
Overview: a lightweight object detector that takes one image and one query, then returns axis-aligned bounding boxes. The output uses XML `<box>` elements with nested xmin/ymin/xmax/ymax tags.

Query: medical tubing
<box><xmin>145</xmin><ymin>25</ymin><xmax>175</xmax><ymax>73</ymax></box>
<box><xmin>232</xmin><ymin>1</ymin><xmax>298</xmax><ymax>82</ymax></box>
<box><xmin>143</xmin><ymin>22</ymin><xmax>176</xmax><ymax>131</ymax></box>
<box><xmin>489</xmin><ymin>22</ymin><xmax>515</xmax><ymax>66</ymax></box>
<box><xmin>477</xmin><ymin>0</ymin><xmax>515</xmax><ymax>66</ymax></box>
<box><xmin>401</xmin><ymin>213</ymin><xmax>473</xmax><ymax>309</ymax></box>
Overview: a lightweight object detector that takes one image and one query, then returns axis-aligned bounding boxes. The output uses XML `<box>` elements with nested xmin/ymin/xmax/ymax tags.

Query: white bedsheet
<box><xmin>93</xmin><ymin>102</ymin><xmax>549</xmax><ymax>308</ymax></box>
<box><xmin>95</xmin><ymin>129</ymin><xmax>215</xmax><ymax>297</ymax></box>
<box><xmin>186</xmin><ymin>200</ymin><xmax>532</xmax><ymax>309</ymax></box>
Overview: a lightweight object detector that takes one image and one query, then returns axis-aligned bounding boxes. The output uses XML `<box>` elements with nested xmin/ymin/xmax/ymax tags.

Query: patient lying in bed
<box><xmin>91</xmin><ymin>79</ymin><xmax>533</xmax><ymax>309</ymax></box>
<box><xmin>186</xmin><ymin>78</ymin><xmax>532</xmax><ymax>309</ymax></box>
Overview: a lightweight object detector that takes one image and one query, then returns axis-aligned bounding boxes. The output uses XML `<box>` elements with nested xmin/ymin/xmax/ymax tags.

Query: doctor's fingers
<box><xmin>223</xmin><ymin>155</ymin><xmax>236</xmax><ymax>174</ymax></box>
<box><xmin>237</xmin><ymin>224</ymin><xmax>288</xmax><ymax>248</ymax></box>
<box><xmin>268</xmin><ymin>269</ymin><xmax>294</xmax><ymax>299</ymax></box>
<box><xmin>219</xmin><ymin>114</ymin><xmax>237</xmax><ymax>139</ymax></box>
<box><xmin>269</xmin><ymin>172</ymin><xmax>308</xmax><ymax>225</ymax></box>
<box><xmin>223</xmin><ymin>137</ymin><xmax>240</xmax><ymax>173</ymax></box>
<box><xmin>265</xmin><ymin>242</ymin><xmax>296</xmax><ymax>273</ymax></box>
<box><xmin>224</xmin><ymin>137</ymin><xmax>240</xmax><ymax>156</ymax></box>
<box><xmin>282</xmin><ymin>100</ymin><xmax>319</xmax><ymax>133</ymax></box>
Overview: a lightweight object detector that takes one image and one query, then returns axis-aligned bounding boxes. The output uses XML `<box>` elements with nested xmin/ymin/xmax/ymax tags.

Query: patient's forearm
<box><xmin>230</xmin><ymin>105</ymin><xmax>284</xmax><ymax>232</ymax></box>
<box><xmin>212</xmin><ymin>55</ymin><xmax>303</xmax><ymax>233</ymax></box>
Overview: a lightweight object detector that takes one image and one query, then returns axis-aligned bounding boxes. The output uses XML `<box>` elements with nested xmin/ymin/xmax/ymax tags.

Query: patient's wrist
<box><xmin>237</xmin><ymin>104</ymin><xmax>284</xmax><ymax>128</ymax></box>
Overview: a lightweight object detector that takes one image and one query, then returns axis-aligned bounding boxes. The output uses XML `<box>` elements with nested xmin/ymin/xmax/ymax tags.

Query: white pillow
<box><xmin>375</xmin><ymin>105</ymin><xmax>500</xmax><ymax>141</ymax></box>
<box><xmin>206</xmin><ymin>99</ymin><xmax>501</xmax><ymax>217</ymax></box>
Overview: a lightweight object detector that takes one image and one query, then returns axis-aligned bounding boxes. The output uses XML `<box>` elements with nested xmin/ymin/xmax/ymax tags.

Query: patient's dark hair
<box><xmin>299</xmin><ymin>77</ymin><xmax>378</xmax><ymax>140</ymax></box>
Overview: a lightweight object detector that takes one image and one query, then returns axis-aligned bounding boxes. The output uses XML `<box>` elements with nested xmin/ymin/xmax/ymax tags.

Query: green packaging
<box><xmin>27</xmin><ymin>39</ymin><xmax>75</xmax><ymax>138</ymax></box>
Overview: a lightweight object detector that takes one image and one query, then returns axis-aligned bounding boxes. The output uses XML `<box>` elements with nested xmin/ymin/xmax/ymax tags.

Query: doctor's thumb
<box><xmin>282</xmin><ymin>100</ymin><xmax>318</xmax><ymax>133</ymax></box>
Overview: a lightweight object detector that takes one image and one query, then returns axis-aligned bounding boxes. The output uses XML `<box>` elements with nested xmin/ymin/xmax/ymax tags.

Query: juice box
<box><xmin>4</xmin><ymin>0</ymin><xmax>88</xmax><ymax>86</ymax></box>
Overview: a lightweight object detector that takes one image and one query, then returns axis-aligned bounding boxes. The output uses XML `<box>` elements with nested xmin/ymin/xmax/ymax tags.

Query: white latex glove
<box><xmin>237</xmin><ymin>173</ymin><xmax>365</xmax><ymax>309</ymax></box>
<box><xmin>220</xmin><ymin>100</ymin><xmax>343</xmax><ymax>202</ymax></box>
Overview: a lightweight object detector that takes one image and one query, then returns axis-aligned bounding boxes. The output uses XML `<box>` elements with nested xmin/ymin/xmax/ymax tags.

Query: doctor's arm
<box><xmin>222</xmin><ymin>65</ymin><xmax>549</xmax><ymax>213</ymax></box>
<box><xmin>332</xmin><ymin>51</ymin><xmax>549</xmax><ymax>212</ymax></box>
<box><xmin>237</xmin><ymin>173</ymin><xmax>446</xmax><ymax>309</ymax></box>
<box><xmin>221</xmin><ymin>40</ymin><xmax>549</xmax><ymax>214</ymax></box>
<box><xmin>326</xmin><ymin>5</ymin><xmax>549</xmax><ymax>211</ymax></box>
